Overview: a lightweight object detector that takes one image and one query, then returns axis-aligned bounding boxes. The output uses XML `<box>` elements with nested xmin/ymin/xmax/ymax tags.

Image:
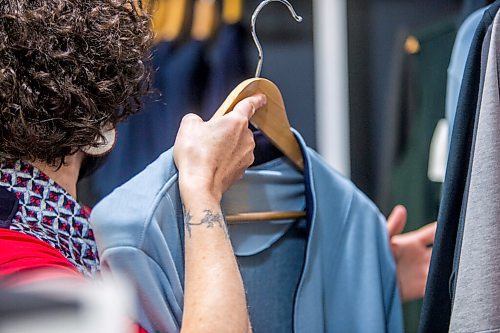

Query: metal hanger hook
<box><xmin>251</xmin><ymin>0</ymin><xmax>303</xmax><ymax>78</ymax></box>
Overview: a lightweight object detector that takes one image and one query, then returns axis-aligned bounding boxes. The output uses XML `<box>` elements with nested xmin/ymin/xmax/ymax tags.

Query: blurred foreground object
<box><xmin>0</xmin><ymin>275</ymin><xmax>133</xmax><ymax>333</ymax></box>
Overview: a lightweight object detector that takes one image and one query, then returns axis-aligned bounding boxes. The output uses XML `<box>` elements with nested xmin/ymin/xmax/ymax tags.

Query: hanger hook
<box><xmin>251</xmin><ymin>0</ymin><xmax>302</xmax><ymax>78</ymax></box>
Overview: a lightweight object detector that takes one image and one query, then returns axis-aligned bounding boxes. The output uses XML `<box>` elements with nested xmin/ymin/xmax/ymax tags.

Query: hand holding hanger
<box><xmin>213</xmin><ymin>0</ymin><xmax>307</xmax><ymax>223</ymax></box>
<box><xmin>213</xmin><ymin>0</ymin><xmax>304</xmax><ymax>171</ymax></box>
<box><xmin>174</xmin><ymin>94</ymin><xmax>267</xmax><ymax>204</ymax></box>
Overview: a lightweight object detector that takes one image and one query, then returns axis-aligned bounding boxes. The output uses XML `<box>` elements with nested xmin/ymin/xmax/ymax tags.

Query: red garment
<box><xmin>0</xmin><ymin>229</ymin><xmax>148</xmax><ymax>333</ymax></box>
<box><xmin>0</xmin><ymin>229</ymin><xmax>82</xmax><ymax>285</ymax></box>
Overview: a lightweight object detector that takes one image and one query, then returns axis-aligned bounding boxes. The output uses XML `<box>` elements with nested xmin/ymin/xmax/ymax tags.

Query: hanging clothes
<box><xmin>388</xmin><ymin>19</ymin><xmax>456</xmax><ymax>233</ymax></box>
<box><xmin>446</xmin><ymin>6</ymin><xmax>490</xmax><ymax>142</ymax></box>
<box><xmin>90</xmin><ymin>42</ymin><xmax>175</xmax><ymax>200</ymax></box>
<box><xmin>380</xmin><ymin>18</ymin><xmax>457</xmax><ymax>333</ymax></box>
<box><xmin>460</xmin><ymin>0</ymin><xmax>496</xmax><ymax>22</ymax></box>
<box><xmin>449</xmin><ymin>12</ymin><xmax>500</xmax><ymax>331</ymax></box>
<box><xmin>91</xmin><ymin>130</ymin><xmax>403</xmax><ymax>333</ymax></box>
<box><xmin>161</xmin><ymin>39</ymin><xmax>210</xmax><ymax>139</ymax></box>
<box><xmin>90</xmin><ymin>40</ymin><xmax>209</xmax><ymax>201</ymax></box>
<box><xmin>419</xmin><ymin>2</ymin><xmax>500</xmax><ymax>332</ymax></box>
<box><xmin>202</xmin><ymin>22</ymin><xmax>249</xmax><ymax>116</ymax></box>
<box><xmin>222</xmin><ymin>139</ymin><xmax>306</xmax><ymax>333</ymax></box>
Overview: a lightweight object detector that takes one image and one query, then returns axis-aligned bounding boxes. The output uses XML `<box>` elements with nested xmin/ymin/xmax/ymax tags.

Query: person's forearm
<box><xmin>180</xmin><ymin>193</ymin><xmax>250</xmax><ymax>333</ymax></box>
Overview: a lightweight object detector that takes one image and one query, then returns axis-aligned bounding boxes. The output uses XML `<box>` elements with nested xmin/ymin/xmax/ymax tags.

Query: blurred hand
<box><xmin>387</xmin><ymin>205</ymin><xmax>436</xmax><ymax>302</ymax></box>
<box><xmin>174</xmin><ymin>94</ymin><xmax>267</xmax><ymax>204</ymax></box>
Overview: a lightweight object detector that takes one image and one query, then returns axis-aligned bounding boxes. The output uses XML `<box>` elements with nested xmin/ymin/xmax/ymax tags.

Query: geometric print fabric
<box><xmin>0</xmin><ymin>161</ymin><xmax>99</xmax><ymax>278</ymax></box>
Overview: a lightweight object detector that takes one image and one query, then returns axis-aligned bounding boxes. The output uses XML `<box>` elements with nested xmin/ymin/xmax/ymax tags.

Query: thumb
<box><xmin>232</xmin><ymin>94</ymin><xmax>267</xmax><ymax>120</ymax></box>
<box><xmin>387</xmin><ymin>205</ymin><xmax>407</xmax><ymax>238</ymax></box>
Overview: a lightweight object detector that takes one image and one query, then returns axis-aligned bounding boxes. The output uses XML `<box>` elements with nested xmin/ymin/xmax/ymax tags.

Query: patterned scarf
<box><xmin>0</xmin><ymin>161</ymin><xmax>99</xmax><ymax>278</ymax></box>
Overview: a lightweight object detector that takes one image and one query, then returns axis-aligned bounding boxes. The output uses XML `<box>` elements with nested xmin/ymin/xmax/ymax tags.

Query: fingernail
<box><xmin>260</xmin><ymin>95</ymin><xmax>267</xmax><ymax>106</ymax></box>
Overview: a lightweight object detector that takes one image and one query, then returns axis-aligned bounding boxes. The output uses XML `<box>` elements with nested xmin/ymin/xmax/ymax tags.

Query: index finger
<box><xmin>232</xmin><ymin>94</ymin><xmax>267</xmax><ymax>120</ymax></box>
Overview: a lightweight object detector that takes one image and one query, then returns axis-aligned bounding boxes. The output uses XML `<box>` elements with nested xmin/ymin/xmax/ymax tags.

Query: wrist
<box><xmin>180</xmin><ymin>183</ymin><xmax>221</xmax><ymax>208</ymax></box>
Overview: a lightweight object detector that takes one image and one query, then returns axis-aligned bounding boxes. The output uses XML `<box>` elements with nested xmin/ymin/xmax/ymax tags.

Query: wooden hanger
<box><xmin>223</xmin><ymin>0</ymin><xmax>244</xmax><ymax>25</ymax></box>
<box><xmin>213</xmin><ymin>0</ymin><xmax>306</xmax><ymax>223</ymax></box>
<box><xmin>191</xmin><ymin>0</ymin><xmax>217</xmax><ymax>41</ymax></box>
<box><xmin>151</xmin><ymin>0</ymin><xmax>168</xmax><ymax>40</ymax></box>
<box><xmin>154</xmin><ymin>0</ymin><xmax>188</xmax><ymax>42</ymax></box>
<box><xmin>213</xmin><ymin>78</ymin><xmax>304</xmax><ymax>170</ymax></box>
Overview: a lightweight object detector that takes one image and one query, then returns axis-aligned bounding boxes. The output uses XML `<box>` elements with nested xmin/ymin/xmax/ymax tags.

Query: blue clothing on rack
<box><xmin>91</xmin><ymin>130</ymin><xmax>403</xmax><ymax>333</ymax></box>
<box><xmin>446</xmin><ymin>7</ymin><xmax>489</xmax><ymax>143</ymax></box>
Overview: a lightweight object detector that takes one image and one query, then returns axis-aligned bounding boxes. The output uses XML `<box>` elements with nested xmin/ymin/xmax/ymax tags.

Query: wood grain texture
<box><xmin>215</xmin><ymin>78</ymin><xmax>306</xmax><ymax>223</ymax></box>
<box><xmin>226</xmin><ymin>211</ymin><xmax>307</xmax><ymax>223</ymax></box>
<box><xmin>213</xmin><ymin>78</ymin><xmax>304</xmax><ymax>170</ymax></box>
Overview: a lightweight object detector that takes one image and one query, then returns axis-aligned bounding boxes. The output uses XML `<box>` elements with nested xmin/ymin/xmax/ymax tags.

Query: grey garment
<box><xmin>449</xmin><ymin>21</ymin><xmax>493</xmax><ymax>300</ymax></box>
<box><xmin>449</xmin><ymin>11</ymin><xmax>500</xmax><ymax>333</ymax></box>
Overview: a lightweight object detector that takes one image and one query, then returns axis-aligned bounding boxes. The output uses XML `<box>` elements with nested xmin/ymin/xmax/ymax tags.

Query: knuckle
<box><xmin>230</xmin><ymin>114</ymin><xmax>247</xmax><ymax>128</ymax></box>
<box><xmin>248</xmin><ymin>137</ymin><xmax>256</xmax><ymax>150</ymax></box>
<box><xmin>248</xmin><ymin>153</ymin><xmax>255</xmax><ymax>165</ymax></box>
<box><xmin>237</xmin><ymin>99</ymin><xmax>250</xmax><ymax>109</ymax></box>
<box><xmin>182</xmin><ymin>113</ymin><xmax>199</xmax><ymax>124</ymax></box>
<box><xmin>237</xmin><ymin>113</ymin><xmax>248</xmax><ymax>125</ymax></box>
<box><xmin>247</xmin><ymin>129</ymin><xmax>255</xmax><ymax>141</ymax></box>
<box><xmin>241</xmin><ymin>99</ymin><xmax>253</xmax><ymax>109</ymax></box>
<box><xmin>236</xmin><ymin>100</ymin><xmax>254</xmax><ymax>115</ymax></box>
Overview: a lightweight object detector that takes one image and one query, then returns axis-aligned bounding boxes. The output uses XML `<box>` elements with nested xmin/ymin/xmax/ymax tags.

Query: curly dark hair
<box><xmin>0</xmin><ymin>0</ymin><xmax>153</xmax><ymax>165</ymax></box>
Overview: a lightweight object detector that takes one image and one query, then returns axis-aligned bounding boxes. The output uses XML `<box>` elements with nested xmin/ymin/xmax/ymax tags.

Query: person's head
<box><xmin>0</xmin><ymin>0</ymin><xmax>153</xmax><ymax>168</ymax></box>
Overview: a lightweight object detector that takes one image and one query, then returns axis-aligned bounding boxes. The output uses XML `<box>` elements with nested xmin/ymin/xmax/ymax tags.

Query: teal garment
<box><xmin>387</xmin><ymin>18</ymin><xmax>457</xmax><ymax>333</ymax></box>
<box><xmin>91</xmin><ymin>130</ymin><xmax>403</xmax><ymax>333</ymax></box>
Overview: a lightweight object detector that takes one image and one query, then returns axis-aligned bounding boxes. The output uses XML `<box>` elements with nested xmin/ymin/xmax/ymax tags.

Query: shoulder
<box><xmin>91</xmin><ymin>150</ymin><xmax>180</xmax><ymax>251</ymax></box>
<box><xmin>0</xmin><ymin>229</ymin><xmax>82</xmax><ymax>286</ymax></box>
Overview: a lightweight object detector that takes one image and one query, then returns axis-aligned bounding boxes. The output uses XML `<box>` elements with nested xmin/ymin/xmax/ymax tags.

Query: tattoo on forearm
<box><xmin>184</xmin><ymin>209</ymin><xmax>193</xmax><ymax>236</ymax></box>
<box><xmin>184</xmin><ymin>209</ymin><xmax>228</xmax><ymax>238</ymax></box>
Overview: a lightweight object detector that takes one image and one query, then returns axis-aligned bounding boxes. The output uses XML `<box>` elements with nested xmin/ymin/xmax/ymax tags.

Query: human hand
<box><xmin>387</xmin><ymin>205</ymin><xmax>436</xmax><ymax>302</ymax></box>
<box><xmin>173</xmin><ymin>94</ymin><xmax>267</xmax><ymax>205</ymax></box>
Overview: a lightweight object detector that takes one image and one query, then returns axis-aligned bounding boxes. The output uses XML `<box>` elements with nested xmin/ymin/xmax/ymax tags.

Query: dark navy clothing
<box><xmin>203</xmin><ymin>23</ymin><xmax>249</xmax><ymax>116</ymax></box>
<box><xmin>91</xmin><ymin>42</ymin><xmax>175</xmax><ymax>200</ymax></box>
<box><xmin>162</xmin><ymin>40</ymin><xmax>209</xmax><ymax>136</ymax></box>
<box><xmin>89</xmin><ymin>25</ymin><xmax>247</xmax><ymax>201</ymax></box>
<box><xmin>461</xmin><ymin>0</ymin><xmax>496</xmax><ymax>22</ymax></box>
<box><xmin>419</xmin><ymin>2</ymin><xmax>500</xmax><ymax>332</ymax></box>
<box><xmin>91</xmin><ymin>40</ymin><xmax>209</xmax><ymax>200</ymax></box>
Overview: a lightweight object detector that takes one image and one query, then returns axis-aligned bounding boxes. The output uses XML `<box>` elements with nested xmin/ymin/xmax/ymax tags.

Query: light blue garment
<box><xmin>91</xmin><ymin>130</ymin><xmax>403</xmax><ymax>333</ymax></box>
<box><xmin>446</xmin><ymin>6</ymin><xmax>489</xmax><ymax>143</ymax></box>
